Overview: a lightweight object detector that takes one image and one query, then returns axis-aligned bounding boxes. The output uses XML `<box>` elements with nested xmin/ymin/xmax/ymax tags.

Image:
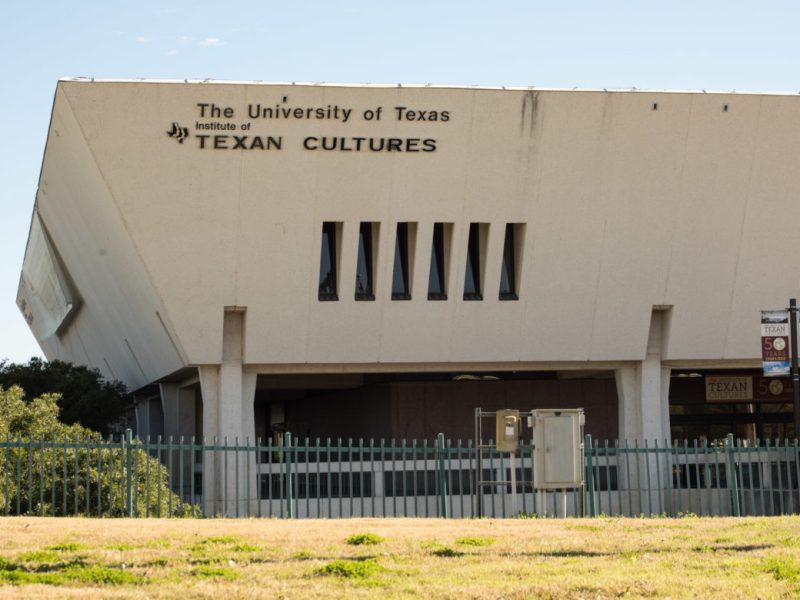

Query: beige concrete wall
<box><xmin>23</xmin><ymin>80</ymin><xmax>800</xmax><ymax>391</ymax></box>
<box><xmin>21</xmin><ymin>85</ymin><xmax>185</xmax><ymax>388</ymax></box>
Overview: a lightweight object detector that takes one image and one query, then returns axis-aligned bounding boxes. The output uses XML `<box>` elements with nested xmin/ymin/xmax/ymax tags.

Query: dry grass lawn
<box><xmin>0</xmin><ymin>516</ymin><xmax>799</xmax><ymax>598</ymax></box>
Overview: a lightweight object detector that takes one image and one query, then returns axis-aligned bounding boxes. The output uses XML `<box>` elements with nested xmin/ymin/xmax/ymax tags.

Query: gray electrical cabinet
<box><xmin>531</xmin><ymin>409</ymin><xmax>585</xmax><ymax>490</ymax></box>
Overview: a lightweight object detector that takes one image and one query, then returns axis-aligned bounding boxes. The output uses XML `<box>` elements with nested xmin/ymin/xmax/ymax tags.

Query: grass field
<box><xmin>0</xmin><ymin>516</ymin><xmax>799</xmax><ymax>598</ymax></box>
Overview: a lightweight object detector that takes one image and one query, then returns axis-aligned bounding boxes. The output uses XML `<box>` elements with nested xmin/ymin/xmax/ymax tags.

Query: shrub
<box><xmin>0</xmin><ymin>358</ymin><xmax>133</xmax><ymax>436</ymax></box>
<box><xmin>0</xmin><ymin>386</ymin><xmax>195</xmax><ymax>517</ymax></box>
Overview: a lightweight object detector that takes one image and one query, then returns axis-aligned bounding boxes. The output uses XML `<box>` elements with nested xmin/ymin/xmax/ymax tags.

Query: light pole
<box><xmin>790</xmin><ymin>298</ymin><xmax>800</xmax><ymax>438</ymax></box>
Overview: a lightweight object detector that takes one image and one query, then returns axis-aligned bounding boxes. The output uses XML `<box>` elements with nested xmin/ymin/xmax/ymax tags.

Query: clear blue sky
<box><xmin>2</xmin><ymin>0</ymin><xmax>799</xmax><ymax>364</ymax></box>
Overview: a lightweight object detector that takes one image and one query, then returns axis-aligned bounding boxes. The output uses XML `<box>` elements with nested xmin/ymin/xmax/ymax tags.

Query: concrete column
<box><xmin>134</xmin><ymin>395</ymin><xmax>166</xmax><ymax>441</ymax></box>
<box><xmin>162</xmin><ymin>382</ymin><xmax>199</xmax><ymax>441</ymax></box>
<box><xmin>160</xmin><ymin>383</ymin><xmax>180</xmax><ymax>442</ymax></box>
<box><xmin>133</xmin><ymin>395</ymin><xmax>149</xmax><ymax>439</ymax></box>
<box><xmin>159</xmin><ymin>383</ymin><xmax>200</xmax><ymax>505</ymax></box>
<box><xmin>616</xmin><ymin>310</ymin><xmax>671</xmax><ymax>442</ymax></box>
<box><xmin>614</xmin><ymin>309</ymin><xmax>672</xmax><ymax>514</ymax></box>
<box><xmin>178</xmin><ymin>387</ymin><xmax>198</xmax><ymax>501</ymax></box>
<box><xmin>148</xmin><ymin>398</ymin><xmax>165</xmax><ymax>440</ymax></box>
<box><xmin>178</xmin><ymin>387</ymin><xmax>197</xmax><ymax>440</ymax></box>
<box><xmin>199</xmin><ymin>309</ymin><xmax>257</xmax><ymax>516</ymax></box>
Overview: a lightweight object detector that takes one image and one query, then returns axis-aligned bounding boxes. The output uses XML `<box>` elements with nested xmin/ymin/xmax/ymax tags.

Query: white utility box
<box><xmin>531</xmin><ymin>409</ymin><xmax>585</xmax><ymax>489</ymax></box>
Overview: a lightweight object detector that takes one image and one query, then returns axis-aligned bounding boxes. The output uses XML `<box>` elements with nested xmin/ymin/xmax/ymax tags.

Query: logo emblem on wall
<box><xmin>166</xmin><ymin>122</ymin><xmax>189</xmax><ymax>144</ymax></box>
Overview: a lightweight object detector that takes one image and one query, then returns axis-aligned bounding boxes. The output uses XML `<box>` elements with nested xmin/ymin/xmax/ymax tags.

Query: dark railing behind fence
<box><xmin>1</xmin><ymin>432</ymin><xmax>798</xmax><ymax>518</ymax></box>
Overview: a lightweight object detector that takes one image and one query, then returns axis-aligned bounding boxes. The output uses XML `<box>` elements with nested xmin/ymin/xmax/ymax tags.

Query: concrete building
<box><xmin>18</xmin><ymin>79</ymin><xmax>800</xmax><ymax>454</ymax></box>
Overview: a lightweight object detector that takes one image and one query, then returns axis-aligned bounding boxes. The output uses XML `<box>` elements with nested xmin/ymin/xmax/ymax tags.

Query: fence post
<box><xmin>585</xmin><ymin>435</ymin><xmax>595</xmax><ymax>517</ymax></box>
<box><xmin>125</xmin><ymin>429</ymin><xmax>134</xmax><ymax>518</ymax></box>
<box><xmin>285</xmin><ymin>432</ymin><xmax>293</xmax><ymax>519</ymax></box>
<box><xmin>726</xmin><ymin>433</ymin><xmax>741</xmax><ymax>517</ymax></box>
<box><xmin>436</xmin><ymin>433</ymin><xmax>449</xmax><ymax>518</ymax></box>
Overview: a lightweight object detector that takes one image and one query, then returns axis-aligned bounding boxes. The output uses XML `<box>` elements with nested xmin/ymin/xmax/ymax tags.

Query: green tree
<box><xmin>0</xmin><ymin>386</ymin><xmax>196</xmax><ymax>517</ymax></box>
<box><xmin>0</xmin><ymin>358</ymin><xmax>133</xmax><ymax>435</ymax></box>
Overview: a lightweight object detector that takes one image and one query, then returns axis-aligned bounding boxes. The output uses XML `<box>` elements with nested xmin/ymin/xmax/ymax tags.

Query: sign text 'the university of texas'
<box><xmin>167</xmin><ymin>97</ymin><xmax>452</xmax><ymax>153</ymax></box>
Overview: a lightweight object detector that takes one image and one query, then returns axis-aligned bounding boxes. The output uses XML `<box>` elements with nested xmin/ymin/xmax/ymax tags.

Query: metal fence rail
<box><xmin>2</xmin><ymin>432</ymin><xmax>799</xmax><ymax>518</ymax></box>
<box><xmin>584</xmin><ymin>434</ymin><xmax>800</xmax><ymax>517</ymax></box>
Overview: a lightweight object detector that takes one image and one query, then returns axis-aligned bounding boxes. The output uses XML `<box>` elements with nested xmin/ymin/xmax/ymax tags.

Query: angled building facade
<box><xmin>18</xmin><ymin>79</ymin><xmax>800</xmax><ymax>462</ymax></box>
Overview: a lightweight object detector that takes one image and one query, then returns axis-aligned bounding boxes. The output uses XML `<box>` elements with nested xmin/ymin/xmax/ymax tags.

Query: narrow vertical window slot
<box><xmin>499</xmin><ymin>223</ymin><xmax>520</xmax><ymax>300</ymax></box>
<box><xmin>463</xmin><ymin>223</ymin><xmax>483</xmax><ymax>300</ymax></box>
<box><xmin>318</xmin><ymin>221</ymin><xmax>339</xmax><ymax>301</ymax></box>
<box><xmin>392</xmin><ymin>222</ymin><xmax>414</xmax><ymax>300</ymax></box>
<box><xmin>428</xmin><ymin>223</ymin><xmax>448</xmax><ymax>300</ymax></box>
<box><xmin>355</xmin><ymin>222</ymin><xmax>377</xmax><ymax>300</ymax></box>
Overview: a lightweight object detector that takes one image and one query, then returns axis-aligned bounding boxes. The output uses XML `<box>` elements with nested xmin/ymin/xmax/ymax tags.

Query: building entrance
<box><xmin>252</xmin><ymin>371</ymin><xmax>618</xmax><ymax>444</ymax></box>
<box><xmin>669</xmin><ymin>370</ymin><xmax>796</xmax><ymax>442</ymax></box>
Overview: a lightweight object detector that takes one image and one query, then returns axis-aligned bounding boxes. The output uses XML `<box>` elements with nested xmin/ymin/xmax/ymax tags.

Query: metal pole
<box><xmin>585</xmin><ymin>434</ymin><xmax>594</xmax><ymax>517</ymax></box>
<box><xmin>285</xmin><ymin>432</ymin><xmax>293</xmax><ymax>519</ymax></box>
<box><xmin>437</xmin><ymin>433</ymin><xmax>449</xmax><ymax>518</ymax></box>
<box><xmin>726</xmin><ymin>433</ymin><xmax>741</xmax><ymax>517</ymax></box>
<box><xmin>509</xmin><ymin>451</ymin><xmax>517</xmax><ymax>516</ymax></box>
<box><xmin>125</xmin><ymin>429</ymin><xmax>133</xmax><ymax>518</ymax></box>
<box><xmin>791</xmin><ymin>298</ymin><xmax>800</xmax><ymax>439</ymax></box>
<box><xmin>474</xmin><ymin>408</ymin><xmax>482</xmax><ymax>518</ymax></box>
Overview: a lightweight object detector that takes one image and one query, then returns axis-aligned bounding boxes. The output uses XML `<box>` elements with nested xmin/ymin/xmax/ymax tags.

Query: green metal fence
<box><xmin>2</xmin><ymin>432</ymin><xmax>799</xmax><ymax>518</ymax></box>
<box><xmin>585</xmin><ymin>434</ymin><xmax>800</xmax><ymax>518</ymax></box>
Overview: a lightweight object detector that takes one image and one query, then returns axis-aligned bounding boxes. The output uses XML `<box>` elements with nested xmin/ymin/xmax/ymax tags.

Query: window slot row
<box><xmin>317</xmin><ymin>221</ymin><xmax>524</xmax><ymax>302</ymax></box>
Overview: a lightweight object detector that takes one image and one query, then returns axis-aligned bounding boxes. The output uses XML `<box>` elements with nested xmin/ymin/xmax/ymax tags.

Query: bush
<box><xmin>0</xmin><ymin>358</ymin><xmax>133</xmax><ymax>436</ymax></box>
<box><xmin>0</xmin><ymin>386</ymin><xmax>195</xmax><ymax>517</ymax></box>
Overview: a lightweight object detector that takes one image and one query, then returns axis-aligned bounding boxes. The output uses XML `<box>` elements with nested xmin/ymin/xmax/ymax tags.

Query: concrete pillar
<box><xmin>614</xmin><ymin>309</ymin><xmax>672</xmax><ymax>514</ymax></box>
<box><xmin>616</xmin><ymin>310</ymin><xmax>671</xmax><ymax>442</ymax></box>
<box><xmin>178</xmin><ymin>387</ymin><xmax>197</xmax><ymax>440</ymax></box>
<box><xmin>148</xmin><ymin>398</ymin><xmax>165</xmax><ymax>440</ymax></box>
<box><xmin>160</xmin><ymin>383</ymin><xmax>180</xmax><ymax>442</ymax></box>
<box><xmin>178</xmin><ymin>387</ymin><xmax>198</xmax><ymax>501</ymax></box>
<box><xmin>134</xmin><ymin>395</ymin><xmax>166</xmax><ymax>441</ymax></box>
<box><xmin>159</xmin><ymin>383</ymin><xmax>201</xmax><ymax>504</ymax></box>
<box><xmin>200</xmin><ymin>309</ymin><xmax>257</xmax><ymax>516</ymax></box>
<box><xmin>160</xmin><ymin>382</ymin><xmax>198</xmax><ymax>443</ymax></box>
<box><xmin>133</xmin><ymin>395</ymin><xmax>149</xmax><ymax>439</ymax></box>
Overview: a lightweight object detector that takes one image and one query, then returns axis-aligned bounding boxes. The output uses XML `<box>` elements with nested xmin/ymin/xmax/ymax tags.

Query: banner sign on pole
<box><xmin>761</xmin><ymin>310</ymin><xmax>791</xmax><ymax>377</ymax></box>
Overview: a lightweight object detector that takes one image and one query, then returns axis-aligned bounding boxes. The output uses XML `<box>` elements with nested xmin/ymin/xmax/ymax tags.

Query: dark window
<box><xmin>499</xmin><ymin>223</ymin><xmax>518</xmax><ymax>300</ymax></box>
<box><xmin>355</xmin><ymin>222</ymin><xmax>375</xmax><ymax>300</ymax></box>
<box><xmin>463</xmin><ymin>223</ymin><xmax>482</xmax><ymax>300</ymax></box>
<box><xmin>428</xmin><ymin>223</ymin><xmax>447</xmax><ymax>300</ymax></box>
<box><xmin>392</xmin><ymin>223</ymin><xmax>411</xmax><ymax>300</ymax></box>
<box><xmin>318</xmin><ymin>222</ymin><xmax>338</xmax><ymax>301</ymax></box>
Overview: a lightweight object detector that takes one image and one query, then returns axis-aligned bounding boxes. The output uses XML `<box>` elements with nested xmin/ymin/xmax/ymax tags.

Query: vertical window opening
<box><xmin>463</xmin><ymin>223</ymin><xmax>482</xmax><ymax>300</ymax></box>
<box><xmin>355</xmin><ymin>222</ymin><xmax>376</xmax><ymax>300</ymax></box>
<box><xmin>318</xmin><ymin>222</ymin><xmax>338</xmax><ymax>301</ymax></box>
<box><xmin>392</xmin><ymin>222</ymin><xmax>411</xmax><ymax>300</ymax></box>
<box><xmin>499</xmin><ymin>223</ymin><xmax>519</xmax><ymax>300</ymax></box>
<box><xmin>428</xmin><ymin>223</ymin><xmax>447</xmax><ymax>300</ymax></box>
